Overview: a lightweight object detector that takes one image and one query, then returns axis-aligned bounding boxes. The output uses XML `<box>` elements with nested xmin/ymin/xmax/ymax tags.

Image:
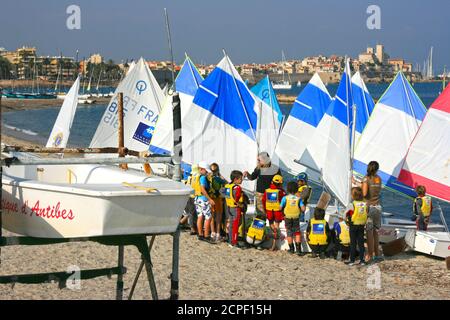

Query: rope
<box><xmin>122</xmin><ymin>182</ymin><xmax>158</xmax><ymax>193</ymax></box>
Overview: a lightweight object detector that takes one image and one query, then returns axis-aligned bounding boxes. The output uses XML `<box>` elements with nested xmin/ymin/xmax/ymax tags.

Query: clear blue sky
<box><xmin>1</xmin><ymin>0</ymin><xmax>449</xmax><ymax>73</ymax></box>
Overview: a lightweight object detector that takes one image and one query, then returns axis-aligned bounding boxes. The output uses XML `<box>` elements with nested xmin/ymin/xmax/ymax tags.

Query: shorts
<box><xmin>285</xmin><ymin>218</ymin><xmax>300</xmax><ymax>237</ymax></box>
<box><xmin>366</xmin><ymin>205</ymin><xmax>382</xmax><ymax>231</ymax></box>
<box><xmin>183</xmin><ymin>197</ymin><xmax>197</xmax><ymax>226</ymax></box>
<box><xmin>195</xmin><ymin>197</ymin><xmax>212</xmax><ymax>220</ymax></box>
<box><xmin>211</xmin><ymin>197</ymin><xmax>224</xmax><ymax>215</ymax></box>
<box><xmin>266</xmin><ymin>210</ymin><xmax>283</xmax><ymax>223</ymax></box>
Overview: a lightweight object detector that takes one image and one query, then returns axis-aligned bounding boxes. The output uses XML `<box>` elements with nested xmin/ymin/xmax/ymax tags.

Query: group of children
<box><xmin>182</xmin><ymin>161</ymin><xmax>434</xmax><ymax>265</ymax></box>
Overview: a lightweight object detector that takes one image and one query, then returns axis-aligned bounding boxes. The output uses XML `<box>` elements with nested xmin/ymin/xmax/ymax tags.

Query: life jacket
<box><xmin>414</xmin><ymin>196</ymin><xmax>432</xmax><ymax>217</ymax></box>
<box><xmin>351</xmin><ymin>201</ymin><xmax>368</xmax><ymax>225</ymax></box>
<box><xmin>191</xmin><ymin>174</ymin><xmax>205</xmax><ymax>197</ymax></box>
<box><xmin>338</xmin><ymin>221</ymin><xmax>350</xmax><ymax>246</ymax></box>
<box><xmin>207</xmin><ymin>175</ymin><xmax>222</xmax><ymax>199</ymax></box>
<box><xmin>186</xmin><ymin>174</ymin><xmax>195</xmax><ymax>198</ymax></box>
<box><xmin>284</xmin><ymin>195</ymin><xmax>301</xmax><ymax>219</ymax></box>
<box><xmin>265</xmin><ymin>188</ymin><xmax>281</xmax><ymax>211</ymax></box>
<box><xmin>308</xmin><ymin>218</ymin><xmax>328</xmax><ymax>245</ymax></box>
<box><xmin>298</xmin><ymin>185</ymin><xmax>312</xmax><ymax>205</ymax></box>
<box><xmin>246</xmin><ymin>218</ymin><xmax>266</xmax><ymax>245</ymax></box>
<box><xmin>224</xmin><ymin>183</ymin><xmax>243</xmax><ymax>208</ymax></box>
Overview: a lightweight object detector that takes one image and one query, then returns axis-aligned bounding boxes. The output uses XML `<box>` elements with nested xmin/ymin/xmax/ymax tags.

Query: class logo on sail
<box><xmin>133</xmin><ymin>122</ymin><xmax>155</xmax><ymax>145</ymax></box>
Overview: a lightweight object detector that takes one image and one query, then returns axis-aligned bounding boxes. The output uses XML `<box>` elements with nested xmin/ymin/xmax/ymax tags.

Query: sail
<box><xmin>251</xmin><ymin>76</ymin><xmax>283</xmax><ymax>125</ymax></box>
<box><xmin>351</xmin><ymin>72</ymin><xmax>375</xmax><ymax>144</ymax></box>
<box><xmin>273</xmin><ymin>73</ymin><xmax>331</xmax><ymax>179</ymax></box>
<box><xmin>354</xmin><ymin>72</ymin><xmax>427</xmax><ymax>196</ymax></box>
<box><xmin>149</xmin><ymin>56</ymin><xmax>204</xmax><ymax>156</ymax></box>
<box><xmin>46</xmin><ymin>76</ymin><xmax>80</xmax><ymax>148</ymax></box>
<box><xmin>321</xmin><ymin>60</ymin><xmax>353</xmax><ymax>206</ymax></box>
<box><xmin>398</xmin><ymin>84</ymin><xmax>450</xmax><ymax>201</ymax></box>
<box><xmin>89</xmin><ymin>58</ymin><xmax>164</xmax><ymax>151</ymax></box>
<box><xmin>127</xmin><ymin>61</ymin><xmax>136</xmax><ymax>75</ymax></box>
<box><xmin>182</xmin><ymin>54</ymin><xmax>277</xmax><ymax>190</ymax></box>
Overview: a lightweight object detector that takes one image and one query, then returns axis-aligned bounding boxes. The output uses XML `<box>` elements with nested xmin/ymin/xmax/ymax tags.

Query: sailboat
<box><xmin>274</xmin><ymin>72</ymin><xmax>332</xmax><ymax>181</ymax></box>
<box><xmin>399</xmin><ymin>84</ymin><xmax>450</xmax><ymax>258</ymax></box>
<box><xmin>46</xmin><ymin>76</ymin><xmax>81</xmax><ymax>148</ymax></box>
<box><xmin>250</xmin><ymin>75</ymin><xmax>284</xmax><ymax>127</ymax></box>
<box><xmin>354</xmin><ymin>72</ymin><xmax>446</xmax><ymax>240</ymax></box>
<box><xmin>351</xmin><ymin>71</ymin><xmax>375</xmax><ymax>144</ymax></box>
<box><xmin>272</xmin><ymin>51</ymin><xmax>292</xmax><ymax>90</ymax></box>
<box><xmin>182</xmin><ymin>53</ymin><xmax>280</xmax><ymax>191</ymax></box>
<box><xmin>2</xmin><ymin>59</ymin><xmax>191</xmax><ymax>239</ymax></box>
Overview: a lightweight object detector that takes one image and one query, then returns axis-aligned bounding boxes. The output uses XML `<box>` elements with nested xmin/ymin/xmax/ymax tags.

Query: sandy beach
<box><xmin>1</xmin><ymin>102</ymin><xmax>449</xmax><ymax>301</ymax></box>
<box><xmin>0</xmin><ymin>229</ymin><xmax>449</xmax><ymax>300</ymax></box>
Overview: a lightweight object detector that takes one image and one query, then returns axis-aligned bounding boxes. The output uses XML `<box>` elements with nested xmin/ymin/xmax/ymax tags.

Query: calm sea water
<box><xmin>2</xmin><ymin>82</ymin><xmax>449</xmax><ymax>223</ymax></box>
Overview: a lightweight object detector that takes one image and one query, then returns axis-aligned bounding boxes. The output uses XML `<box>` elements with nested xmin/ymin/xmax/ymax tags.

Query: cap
<box><xmin>198</xmin><ymin>161</ymin><xmax>211</xmax><ymax>172</ymax></box>
<box><xmin>272</xmin><ymin>174</ymin><xmax>283</xmax><ymax>184</ymax></box>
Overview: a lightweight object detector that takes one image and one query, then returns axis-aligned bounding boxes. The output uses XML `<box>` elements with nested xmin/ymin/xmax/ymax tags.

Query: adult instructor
<box><xmin>243</xmin><ymin>152</ymin><xmax>281</xmax><ymax>218</ymax></box>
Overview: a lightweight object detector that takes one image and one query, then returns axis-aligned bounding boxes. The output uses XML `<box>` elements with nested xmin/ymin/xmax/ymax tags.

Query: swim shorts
<box><xmin>195</xmin><ymin>197</ymin><xmax>212</xmax><ymax>220</ymax></box>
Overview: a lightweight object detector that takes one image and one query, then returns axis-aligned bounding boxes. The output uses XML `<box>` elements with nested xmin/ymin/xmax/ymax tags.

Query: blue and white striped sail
<box><xmin>149</xmin><ymin>56</ymin><xmax>204</xmax><ymax>156</ymax></box>
<box><xmin>351</xmin><ymin>71</ymin><xmax>375</xmax><ymax>144</ymax></box>
<box><xmin>322</xmin><ymin>60</ymin><xmax>353</xmax><ymax>206</ymax></box>
<box><xmin>273</xmin><ymin>73</ymin><xmax>331</xmax><ymax>180</ymax></box>
<box><xmin>354</xmin><ymin>72</ymin><xmax>427</xmax><ymax>196</ymax></box>
<box><xmin>182</xmin><ymin>54</ymin><xmax>280</xmax><ymax>190</ymax></box>
<box><xmin>251</xmin><ymin>76</ymin><xmax>283</xmax><ymax>126</ymax></box>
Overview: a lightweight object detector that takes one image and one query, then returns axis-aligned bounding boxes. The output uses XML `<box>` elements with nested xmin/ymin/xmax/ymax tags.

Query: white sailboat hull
<box><xmin>405</xmin><ymin>230</ymin><xmax>450</xmax><ymax>258</ymax></box>
<box><xmin>1</xmin><ymin>164</ymin><xmax>192</xmax><ymax>238</ymax></box>
<box><xmin>271</xmin><ymin>83</ymin><xmax>292</xmax><ymax>90</ymax></box>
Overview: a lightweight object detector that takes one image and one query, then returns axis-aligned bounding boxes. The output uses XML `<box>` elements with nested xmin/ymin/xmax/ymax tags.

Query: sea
<box><xmin>2</xmin><ymin>82</ymin><xmax>449</xmax><ymax>224</ymax></box>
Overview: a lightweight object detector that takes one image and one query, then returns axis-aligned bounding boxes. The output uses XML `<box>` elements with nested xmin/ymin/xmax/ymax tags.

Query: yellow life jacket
<box><xmin>298</xmin><ymin>185</ymin><xmax>312</xmax><ymax>204</ymax></box>
<box><xmin>415</xmin><ymin>196</ymin><xmax>432</xmax><ymax>217</ymax></box>
<box><xmin>308</xmin><ymin>218</ymin><xmax>328</xmax><ymax>245</ymax></box>
<box><xmin>338</xmin><ymin>221</ymin><xmax>350</xmax><ymax>246</ymax></box>
<box><xmin>191</xmin><ymin>174</ymin><xmax>203</xmax><ymax>197</ymax></box>
<box><xmin>224</xmin><ymin>183</ymin><xmax>243</xmax><ymax>208</ymax></box>
<box><xmin>284</xmin><ymin>195</ymin><xmax>301</xmax><ymax>219</ymax></box>
<box><xmin>265</xmin><ymin>188</ymin><xmax>281</xmax><ymax>211</ymax></box>
<box><xmin>351</xmin><ymin>201</ymin><xmax>368</xmax><ymax>225</ymax></box>
<box><xmin>246</xmin><ymin>218</ymin><xmax>266</xmax><ymax>244</ymax></box>
<box><xmin>186</xmin><ymin>175</ymin><xmax>195</xmax><ymax>198</ymax></box>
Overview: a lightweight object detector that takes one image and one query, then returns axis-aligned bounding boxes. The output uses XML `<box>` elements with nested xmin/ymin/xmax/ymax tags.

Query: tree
<box><xmin>0</xmin><ymin>56</ymin><xmax>13</xmax><ymax>79</ymax></box>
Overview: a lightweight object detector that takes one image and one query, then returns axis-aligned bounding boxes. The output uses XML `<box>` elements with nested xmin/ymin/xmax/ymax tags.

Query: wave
<box><xmin>4</xmin><ymin>124</ymin><xmax>39</xmax><ymax>136</ymax></box>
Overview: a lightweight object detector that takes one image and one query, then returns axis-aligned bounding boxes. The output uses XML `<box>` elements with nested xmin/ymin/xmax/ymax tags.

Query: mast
<box><xmin>164</xmin><ymin>8</ymin><xmax>176</xmax><ymax>91</ymax></box>
<box><xmin>96</xmin><ymin>68</ymin><xmax>103</xmax><ymax>92</ymax></box>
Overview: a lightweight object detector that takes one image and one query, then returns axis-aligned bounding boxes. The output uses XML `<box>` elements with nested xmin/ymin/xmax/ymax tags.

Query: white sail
<box><xmin>89</xmin><ymin>58</ymin><xmax>164</xmax><ymax>151</ymax></box>
<box><xmin>322</xmin><ymin>60</ymin><xmax>353</xmax><ymax>206</ymax></box>
<box><xmin>148</xmin><ymin>95</ymin><xmax>174</xmax><ymax>155</ymax></box>
<box><xmin>46</xmin><ymin>76</ymin><xmax>81</xmax><ymax>148</ymax></box>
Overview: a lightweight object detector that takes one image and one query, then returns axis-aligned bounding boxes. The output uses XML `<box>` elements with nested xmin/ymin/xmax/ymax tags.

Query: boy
<box><xmin>180</xmin><ymin>164</ymin><xmax>198</xmax><ymax>235</ymax></box>
<box><xmin>306</xmin><ymin>207</ymin><xmax>330</xmax><ymax>258</ymax></box>
<box><xmin>296</xmin><ymin>172</ymin><xmax>312</xmax><ymax>206</ymax></box>
<box><xmin>262</xmin><ymin>174</ymin><xmax>286</xmax><ymax>250</ymax></box>
<box><xmin>222</xmin><ymin>170</ymin><xmax>244</xmax><ymax>247</ymax></box>
<box><xmin>280</xmin><ymin>181</ymin><xmax>306</xmax><ymax>255</ymax></box>
<box><xmin>193</xmin><ymin>161</ymin><xmax>215</xmax><ymax>243</ymax></box>
<box><xmin>413</xmin><ymin>185</ymin><xmax>433</xmax><ymax>231</ymax></box>
<box><xmin>345</xmin><ymin>187</ymin><xmax>368</xmax><ymax>266</ymax></box>
<box><xmin>332</xmin><ymin>212</ymin><xmax>350</xmax><ymax>260</ymax></box>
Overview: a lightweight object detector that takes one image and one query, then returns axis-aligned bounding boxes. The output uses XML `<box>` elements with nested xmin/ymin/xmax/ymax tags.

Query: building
<box><xmin>89</xmin><ymin>53</ymin><xmax>103</xmax><ymax>64</ymax></box>
<box><xmin>388</xmin><ymin>58</ymin><xmax>413</xmax><ymax>73</ymax></box>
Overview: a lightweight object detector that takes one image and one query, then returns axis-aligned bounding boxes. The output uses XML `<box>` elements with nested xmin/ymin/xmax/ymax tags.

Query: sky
<box><xmin>1</xmin><ymin>0</ymin><xmax>449</xmax><ymax>73</ymax></box>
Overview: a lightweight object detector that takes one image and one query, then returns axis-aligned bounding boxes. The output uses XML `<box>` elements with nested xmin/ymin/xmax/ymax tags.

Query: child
<box><xmin>209</xmin><ymin>163</ymin><xmax>228</xmax><ymax>242</ymax></box>
<box><xmin>413</xmin><ymin>185</ymin><xmax>433</xmax><ymax>231</ymax></box>
<box><xmin>262</xmin><ymin>174</ymin><xmax>286</xmax><ymax>250</ymax></box>
<box><xmin>296</xmin><ymin>172</ymin><xmax>313</xmax><ymax>206</ymax></box>
<box><xmin>306</xmin><ymin>207</ymin><xmax>330</xmax><ymax>258</ymax></box>
<box><xmin>332</xmin><ymin>212</ymin><xmax>350</xmax><ymax>260</ymax></box>
<box><xmin>345</xmin><ymin>187</ymin><xmax>368</xmax><ymax>266</ymax></box>
<box><xmin>222</xmin><ymin>170</ymin><xmax>244</xmax><ymax>247</ymax></box>
<box><xmin>180</xmin><ymin>165</ymin><xmax>199</xmax><ymax>235</ymax></box>
<box><xmin>280</xmin><ymin>181</ymin><xmax>306</xmax><ymax>255</ymax></box>
<box><xmin>193</xmin><ymin>161</ymin><xmax>215</xmax><ymax>243</ymax></box>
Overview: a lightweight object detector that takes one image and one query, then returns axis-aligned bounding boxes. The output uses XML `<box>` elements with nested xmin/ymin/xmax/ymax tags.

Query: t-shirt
<box><xmin>363</xmin><ymin>175</ymin><xmax>382</xmax><ymax>206</ymax></box>
<box><xmin>197</xmin><ymin>175</ymin><xmax>210</xmax><ymax>201</ymax></box>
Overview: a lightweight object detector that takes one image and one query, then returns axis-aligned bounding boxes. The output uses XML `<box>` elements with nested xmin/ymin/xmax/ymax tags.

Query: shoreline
<box><xmin>0</xmin><ymin>97</ymin><xmax>111</xmax><ymax>113</ymax></box>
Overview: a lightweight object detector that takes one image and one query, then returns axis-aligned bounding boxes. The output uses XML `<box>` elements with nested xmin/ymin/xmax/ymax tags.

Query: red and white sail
<box><xmin>398</xmin><ymin>84</ymin><xmax>450</xmax><ymax>202</ymax></box>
